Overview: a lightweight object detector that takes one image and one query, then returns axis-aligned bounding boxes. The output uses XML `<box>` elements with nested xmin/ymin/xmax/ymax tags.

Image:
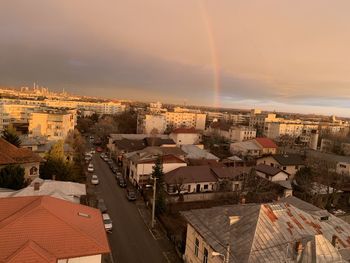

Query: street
<box><xmin>90</xmin><ymin>154</ymin><xmax>175</xmax><ymax>263</ymax></box>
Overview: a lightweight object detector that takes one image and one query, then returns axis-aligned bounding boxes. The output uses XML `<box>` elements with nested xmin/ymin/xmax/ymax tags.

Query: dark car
<box><xmin>126</xmin><ymin>189</ymin><xmax>137</xmax><ymax>201</ymax></box>
<box><xmin>118</xmin><ymin>177</ymin><xmax>127</xmax><ymax>188</ymax></box>
<box><xmin>111</xmin><ymin>165</ymin><xmax>118</xmax><ymax>173</ymax></box>
<box><xmin>114</xmin><ymin>172</ymin><xmax>123</xmax><ymax>181</ymax></box>
<box><xmin>98</xmin><ymin>198</ymin><xmax>107</xmax><ymax>213</ymax></box>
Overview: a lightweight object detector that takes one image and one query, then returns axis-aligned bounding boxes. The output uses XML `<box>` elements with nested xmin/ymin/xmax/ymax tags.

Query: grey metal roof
<box><xmin>181</xmin><ymin>145</ymin><xmax>219</xmax><ymax>160</ymax></box>
<box><xmin>182</xmin><ymin>198</ymin><xmax>350</xmax><ymax>262</ymax></box>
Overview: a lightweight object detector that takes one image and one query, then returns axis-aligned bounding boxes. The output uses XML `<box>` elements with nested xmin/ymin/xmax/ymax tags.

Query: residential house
<box><xmin>255</xmin><ymin>164</ymin><xmax>290</xmax><ymax>182</ymax></box>
<box><xmin>181</xmin><ymin>144</ymin><xmax>219</xmax><ymax>163</ymax></box>
<box><xmin>0</xmin><ymin>177</ymin><xmax>86</xmax><ymax>203</ymax></box>
<box><xmin>164</xmin><ymin>166</ymin><xmax>251</xmax><ymax>194</ymax></box>
<box><xmin>124</xmin><ymin>146</ymin><xmax>187</xmax><ymax>186</ymax></box>
<box><xmin>0</xmin><ymin>138</ymin><xmax>42</xmax><ymax>181</ymax></box>
<box><xmin>230</xmin><ymin>140</ymin><xmax>262</xmax><ymax>157</ymax></box>
<box><xmin>256</xmin><ymin>154</ymin><xmax>304</xmax><ymax>177</ymax></box>
<box><xmin>170</xmin><ymin>127</ymin><xmax>202</xmax><ymax>146</ymax></box>
<box><xmin>254</xmin><ymin>138</ymin><xmax>278</xmax><ymax>155</ymax></box>
<box><xmin>0</xmin><ymin>196</ymin><xmax>110</xmax><ymax>263</ymax></box>
<box><xmin>164</xmin><ymin>166</ymin><xmax>218</xmax><ymax>194</ymax></box>
<box><xmin>182</xmin><ymin>196</ymin><xmax>350</xmax><ymax>263</ymax></box>
<box><xmin>336</xmin><ymin>162</ymin><xmax>350</xmax><ymax>176</ymax></box>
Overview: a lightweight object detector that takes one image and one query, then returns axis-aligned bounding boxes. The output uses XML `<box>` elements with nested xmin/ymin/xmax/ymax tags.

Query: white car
<box><xmin>90</xmin><ymin>149</ymin><xmax>96</xmax><ymax>154</ymax></box>
<box><xmin>103</xmin><ymin>213</ymin><xmax>112</xmax><ymax>231</ymax></box>
<box><xmin>91</xmin><ymin>175</ymin><xmax>99</xmax><ymax>185</ymax></box>
<box><xmin>87</xmin><ymin>163</ymin><xmax>94</xmax><ymax>172</ymax></box>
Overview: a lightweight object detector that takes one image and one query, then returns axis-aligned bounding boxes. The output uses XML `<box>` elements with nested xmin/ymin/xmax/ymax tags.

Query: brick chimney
<box><xmin>52</xmin><ymin>174</ymin><xmax>56</xmax><ymax>181</ymax></box>
<box><xmin>33</xmin><ymin>182</ymin><xmax>40</xmax><ymax>191</ymax></box>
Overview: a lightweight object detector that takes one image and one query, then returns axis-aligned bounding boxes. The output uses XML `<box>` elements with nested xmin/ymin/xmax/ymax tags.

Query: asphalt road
<box><xmin>90</xmin><ymin>154</ymin><xmax>169</xmax><ymax>263</ymax></box>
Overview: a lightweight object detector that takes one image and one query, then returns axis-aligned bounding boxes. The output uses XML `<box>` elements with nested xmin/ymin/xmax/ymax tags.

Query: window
<box><xmin>195</xmin><ymin>238</ymin><xmax>199</xmax><ymax>257</ymax></box>
<box><xmin>203</xmin><ymin>248</ymin><xmax>208</xmax><ymax>263</ymax></box>
<box><xmin>283</xmin><ymin>166</ymin><xmax>286</xmax><ymax>170</ymax></box>
<box><xmin>30</xmin><ymin>166</ymin><xmax>38</xmax><ymax>176</ymax></box>
<box><xmin>204</xmin><ymin>184</ymin><xmax>208</xmax><ymax>190</ymax></box>
<box><xmin>295</xmin><ymin>165</ymin><xmax>299</xmax><ymax>169</ymax></box>
<box><xmin>188</xmin><ymin>185</ymin><xmax>191</xmax><ymax>192</ymax></box>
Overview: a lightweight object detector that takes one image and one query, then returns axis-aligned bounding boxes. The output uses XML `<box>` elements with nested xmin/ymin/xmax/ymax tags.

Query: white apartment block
<box><xmin>228</xmin><ymin>126</ymin><xmax>256</xmax><ymax>142</ymax></box>
<box><xmin>29</xmin><ymin>110</ymin><xmax>76</xmax><ymax>140</ymax></box>
<box><xmin>137</xmin><ymin>114</ymin><xmax>167</xmax><ymax>134</ymax></box>
<box><xmin>165</xmin><ymin>111</ymin><xmax>206</xmax><ymax>130</ymax></box>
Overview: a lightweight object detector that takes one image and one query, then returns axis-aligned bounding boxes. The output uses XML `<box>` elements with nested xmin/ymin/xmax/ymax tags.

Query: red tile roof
<box><xmin>255</xmin><ymin>138</ymin><xmax>278</xmax><ymax>149</ymax></box>
<box><xmin>0</xmin><ymin>196</ymin><xmax>110</xmax><ymax>262</ymax></box>
<box><xmin>171</xmin><ymin>127</ymin><xmax>198</xmax><ymax>134</ymax></box>
<box><xmin>0</xmin><ymin>138</ymin><xmax>42</xmax><ymax>165</ymax></box>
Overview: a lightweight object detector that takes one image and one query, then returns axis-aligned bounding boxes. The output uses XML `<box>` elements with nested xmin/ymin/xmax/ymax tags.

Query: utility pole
<box><xmin>225</xmin><ymin>243</ymin><xmax>230</xmax><ymax>263</ymax></box>
<box><xmin>151</xmin><ymin>176</ymin><xmax>157</xmax><ymax>229</ymax></box>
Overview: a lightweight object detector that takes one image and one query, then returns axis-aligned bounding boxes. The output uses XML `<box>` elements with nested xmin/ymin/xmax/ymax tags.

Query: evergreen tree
<box><xmin>151</xmin><ymin>157</ymin><xmax>166</xmax><ymax>214</ymax></box>
<box><xmin>1</xmin><ymin>126</ymin><xmax>21</xmax><ymax>147</ymax></box>
<box><xmin>0</xmin><ymin>165</ymin><xmax>26</xmax><ymax>190</ymax></box>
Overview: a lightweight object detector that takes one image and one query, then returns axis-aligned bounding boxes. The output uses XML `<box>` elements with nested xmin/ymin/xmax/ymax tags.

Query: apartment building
<box><xmin>137</xmin><ymin>114</ymin><xmax>167</xmax><ymax>134</ymax></box>
<box><xmin>228</xmin><ymin>126</ymin><xmax>256</xmax><ymax>142</ymax></box>
<box><xmin>0</xmin><ymin>102</ymin><xmax>37</xmax><ymax>133</ymax></box>
<box><xmin>138</xmin><ymin>111</ymin><xmax>206</xmax><ymax>134</ymax></box>
<box><xmin>249</xmin><ymin>113</ymin><xmax>279</xmax><ymax>135</ymax></box>
<box><xmin>28</xmin><ymin>109</ymin><xmax>76</xmax><ymax>140</ymax></box>
<box><xmin>165</xmin><ymin>111</ymin><xmax>206</xmax><ymax>130</ymax></box>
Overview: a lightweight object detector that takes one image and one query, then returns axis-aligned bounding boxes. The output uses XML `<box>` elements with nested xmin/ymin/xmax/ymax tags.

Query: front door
<box><xmin>196</xmin><ymin>184</ymin><xmax>201</xmax><ymax>193</ymax></box>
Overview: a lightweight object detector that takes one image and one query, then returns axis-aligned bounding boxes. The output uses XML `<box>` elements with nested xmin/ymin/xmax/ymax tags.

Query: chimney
<box><xmin>33</xmin><ymin>182</ymin><xmax>40</xmax><ymax>191</ymax></box>
<box><xmin>240</xmin><ymin>196</ymin><xmax>246</xmax><ymax>205</ymax></box>
<box><xmin>52</xmin><ymin>174</ymin><xmax>56</xmax><ymax>181</ymax></box>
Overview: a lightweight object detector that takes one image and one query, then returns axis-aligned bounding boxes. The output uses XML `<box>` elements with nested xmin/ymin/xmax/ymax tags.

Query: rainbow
<box><xmin>197</xmin><ymin>0</ymin><xmax>221</xmax><ymax>108</ymax></box>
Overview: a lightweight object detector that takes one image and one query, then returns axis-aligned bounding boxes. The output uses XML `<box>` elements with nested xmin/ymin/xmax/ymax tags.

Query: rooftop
<box><xmin>255</xmin><ymin>163</ymin><xmax>289</xmax><ymax>176</ymax></box>
<box><xmin>254</xmin><ymin>138</ymin><xmax>278</xmax><ymax>149</ymax></box>
<box><xmin>181</xmin><ymin>144</ymin><xmax>219</xmax><ymax>160</ymax></box>
<box><xmin>0</xmin><ymin>196</ymin><xmax>110</xmax><ymax>262</ymax></box>
<box><xmin>182</xmin><ymin>198</ymin><xmax>350</xmax><ymax>262</ymax></box>
<box><xmin>0</xmin><ymin>138</ymin><xmax>42</xmax><ymax>165</ymax></box>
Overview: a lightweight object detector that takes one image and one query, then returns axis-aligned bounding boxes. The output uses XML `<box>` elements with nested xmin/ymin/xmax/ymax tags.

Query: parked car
<box><xmin>91</xmin><ymin>175</ymin><xmax>99</xmax><ymax>185</ymax></box>
<box><xmin>98</xmin><ymin>198</ymin><xmax>107</xmax><ymax>213</ymax></box>
<box><xmin>118</xmin><ymin>177</ymin><xmax>127</xmax><ymax>188</ymax></box>
<box><xmin>111</xmin><ymin>165</ymin><xmax>118</xmax><ymax>173</ymax></box>
<box><xmin>103</xmin><ymin>156</ymin><xmax>109</xmax><ymax>162</ymax></box>
<box><xmin>100</xmin><ymin>153</ymin><xmax>106</xmax><ymax>159</ymax></box>
<box><xmin>96</xmin><ymin>146</ymin><xmax>103</xmax><ymax>152</ymax></box>
<box><xmin>87</xmin><ymin>163</ymin><xmax>94</xmax><ymax>172</ymax></box>
<box><xmin>102</xmin><ymin>213</ymin><xmax>113</xmax><ymax>231</ymax></box>
<box><xmin>126</xmin><ymin>189</ymin><xmax>137</xmax><ymax>201</ymax></box>
<box><xmin>90</xmin><ymin>148</ymin><xmax>96</xmax><ymax>154</ymax></box>
<box><xmin>114</xmin><ymin>172</ymin><xmax>123</xmax><ymax>181</ymax></box>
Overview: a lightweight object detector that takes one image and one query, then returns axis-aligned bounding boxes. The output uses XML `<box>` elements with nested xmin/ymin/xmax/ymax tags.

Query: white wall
<box><xmin>170</xmin><ymin>133</ymin><xmax>201</xmax><ymax>146</ymax></box>
<box><xmin>58</xmin><ymin>254</ymin><xmax>102</xmax><ymax>263</ymax></box>
<box><xmin>256</xmin><ymin>170</ymin><xmax>288</xmax><ymax>182</ymax></box>
<box><xmin>257</xmin><ymin>156</ymin><xmax>302</xmax><ymax>177</ymax></box>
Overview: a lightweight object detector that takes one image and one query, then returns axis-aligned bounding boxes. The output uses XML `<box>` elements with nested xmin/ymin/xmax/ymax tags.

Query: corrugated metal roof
<box><xmin>182</xmin><ymin>198</ymin><xmax>350</xmax><ymax>262</ymax></box>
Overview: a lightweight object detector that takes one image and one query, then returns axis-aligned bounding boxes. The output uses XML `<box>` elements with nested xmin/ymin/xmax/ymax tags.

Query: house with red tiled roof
<box><xmin>0</xmin><ymin>138</ymin><xmax>42</xmax><ymax>181</ymax></box>
<box><xmin>170</xmin><ymin>127</ymin><xmax>202</xmax><ymax>146</ymax></box>
<box><xmin>254</xmin><ymin>137</ymin><xmax>278</xmax><ymax>155</ymax></box>
<box><xmin>0</xmin><ymin>196</ymin><xmax>110</xmax><ymax>263</ymax></box>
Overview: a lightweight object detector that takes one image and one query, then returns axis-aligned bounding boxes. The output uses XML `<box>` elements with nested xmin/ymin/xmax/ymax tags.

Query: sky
<box><xmin>0</xmin><ymin>0</ymin><xmax>350</xmax><ymax>117</ymax></box>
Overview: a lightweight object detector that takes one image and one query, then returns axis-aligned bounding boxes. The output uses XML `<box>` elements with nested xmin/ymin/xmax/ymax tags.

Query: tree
<box><xmin>39</xmin><ymin>141</ymin><xmax>81</xmax><ymax>182</ymax></box>
<box><xmin>113</xmin><ymin>111</ymin><xmax>137</xmax><ymax>134</ymax></box>
<box><xmin>152</xmin><ymin>157</ymin><xmax>166</xmax><ymax>214</ymax></box>
<box><xmin>2</xmin><ymin>126</ymin><xmax>21</xmax><ymax>147</ymax></box>
<box><xmin>0</xmin><ymin>165</ymin><xmax>26</xmax><ymax>190</ymax></box>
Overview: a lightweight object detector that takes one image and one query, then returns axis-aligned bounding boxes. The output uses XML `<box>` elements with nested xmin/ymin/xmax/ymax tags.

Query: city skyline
<box><xmin>1</xmin><ymin>0</ymin><xmax>350</xmax><ymax>117</ymax></box>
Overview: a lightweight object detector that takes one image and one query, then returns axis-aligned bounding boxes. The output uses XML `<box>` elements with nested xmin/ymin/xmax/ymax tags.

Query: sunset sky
<box><xmin>1</xmin><ymin>0</ymin><xmax>350</xmax><ymax>116</ymax></box>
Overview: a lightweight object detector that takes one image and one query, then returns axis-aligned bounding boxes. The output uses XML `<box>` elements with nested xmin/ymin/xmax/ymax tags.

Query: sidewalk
<box><xmin>136</xmin><ymin>200</ymin><xmax>182</xmax><ymax>263</ymax></box>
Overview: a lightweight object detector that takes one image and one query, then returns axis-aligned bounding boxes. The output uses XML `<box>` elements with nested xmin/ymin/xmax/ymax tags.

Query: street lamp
<box><xmin>212</xmin><ymin>244</ymin><xmax>230</xmax><ymax>263</ymax></box>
